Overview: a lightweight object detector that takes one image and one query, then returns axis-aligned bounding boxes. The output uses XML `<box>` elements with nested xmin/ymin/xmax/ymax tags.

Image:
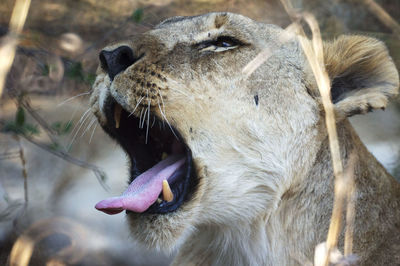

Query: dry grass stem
<box><xmin>20</xmin><ymin>100</ymin><xmax>59</xmax><ymax>145</ymax></box>
<box><xmin>278</xmin><ymin>1</ymin><xmax>350</xmax><ymax>265</ymax></box>
<box><xmin>298</xmin><ymin>13</ymin><xmax>345</xmax><ymax>265</ymax></box>
<box><xmin>15</xmin><ymin>135</ymin><xmax>28</xmax><ymax>207</ymax></box>
<box><xmin>242</xmin><ymin>23</ymin><xmax>298</xmax><ymax>77</ymax></box>
<box><xmin>360</xmin><ymin>0</ymin><xmax>400</xmax><ymax>36</ymax></box>
<box><xmin>9</xmin><ymin>236</ymin><xmax>34</xmax><ymax>266</ymax></box>
<box><xmin>9</xmin><ymin>217</ymin><xmax>87</xmax><ymax>265</ymax></box>
<box><xmin>248</xmin><ymin>1</ymin><xmax>360</xmax><ymax>263</ymax></box>
<box><xmin>344</xmin><ymin>152</ymin><xmax>357</xmax><ymax>256</ymax></box>
<box><xmin>0</xmin><ymin>150</ymin><xmax>20</xmax><ymax>160</ymax></box>
<box><xmin>20</xmin><ymin>134</ymin><xmax>109</xmax><ymax>191</ymax></box>
<box><xmin>0</xmin><ymin>0</ymin><xmax>31</xmax><ymax>98</ymax></box>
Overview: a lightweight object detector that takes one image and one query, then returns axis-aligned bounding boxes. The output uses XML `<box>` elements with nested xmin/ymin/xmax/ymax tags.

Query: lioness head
<box><xmin>91</xmin><ymin>12</ymin><xmax>398</xmax><ymax>251</ymax></box>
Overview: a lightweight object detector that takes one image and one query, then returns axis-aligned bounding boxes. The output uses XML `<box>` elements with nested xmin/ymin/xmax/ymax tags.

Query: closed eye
<box><xmin>197</xmin><ymin>36</ymin><xmax>243</xmax><ymax>52</ymax></box>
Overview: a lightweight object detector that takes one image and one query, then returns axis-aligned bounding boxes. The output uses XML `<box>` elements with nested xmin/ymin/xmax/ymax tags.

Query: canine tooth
<box><xmin>161</xmin><ymin>152</ymin><xmax>168</xmax><ymax>160</ymax></box>
<box><xmin>157</xmin><ymin>198</ymin><xmax>162</xmax><ymax>204</ymax></box>
<box><xmin>162</xmin><ymin>180</ymin><xmax>174</xmax><ymax>202</ymax></box>
<box><xmin>114</xmin><ymin>104</ymin><xmax>122</xmax><ymax>128</ymax></box>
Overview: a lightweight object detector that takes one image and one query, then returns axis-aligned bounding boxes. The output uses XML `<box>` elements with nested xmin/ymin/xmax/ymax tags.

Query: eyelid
<box><xmin>196</xmin><ymin>36</ymin><xmax>243</xmax><ymax>50</ymax></box>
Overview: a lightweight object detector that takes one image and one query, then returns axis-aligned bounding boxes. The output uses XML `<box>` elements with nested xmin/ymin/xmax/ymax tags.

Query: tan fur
<box><xmin>90</xmin><ymin>12</ymin><xmax>400</xmax><ymax>265</ymax></box>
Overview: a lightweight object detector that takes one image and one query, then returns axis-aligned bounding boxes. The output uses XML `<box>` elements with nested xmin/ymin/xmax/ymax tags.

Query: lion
<box><xmin>90</xmin><ymin>12</ymin><xmax>400</xmax><ymax>265</ymax></box>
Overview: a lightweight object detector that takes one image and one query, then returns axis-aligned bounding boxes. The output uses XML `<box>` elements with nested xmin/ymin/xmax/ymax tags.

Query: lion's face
<box><xmin>91</xmin><ymin>12</ymin><xmax>398</xmax><ymax>251</ymax></box>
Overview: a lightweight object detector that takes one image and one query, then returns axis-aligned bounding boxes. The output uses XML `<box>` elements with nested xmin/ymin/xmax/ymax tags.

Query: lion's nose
<box><xmin>99</xmin><ymin>46</ymin><xmax>136</xmax><ymax>80</ymax></box>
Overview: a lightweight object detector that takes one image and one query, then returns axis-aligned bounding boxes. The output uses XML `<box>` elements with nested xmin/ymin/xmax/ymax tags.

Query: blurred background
<box><xmin>0</xmin><ymin>0</ymin><xmax>399</xmax><ymax>265</ymax></box>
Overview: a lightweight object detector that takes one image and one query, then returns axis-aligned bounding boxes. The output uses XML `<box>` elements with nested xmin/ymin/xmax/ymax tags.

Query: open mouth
<box><xmin>95</xmin><ymin>97</ymin><xmax>196</xmax><ymax>215</ymax></box>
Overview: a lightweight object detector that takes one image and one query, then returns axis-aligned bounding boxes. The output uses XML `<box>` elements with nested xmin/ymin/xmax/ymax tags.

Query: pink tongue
<box><xmin>95</xmin><ymin>155</ymin><xmax>185</xmax><ymax>215</ymax></box>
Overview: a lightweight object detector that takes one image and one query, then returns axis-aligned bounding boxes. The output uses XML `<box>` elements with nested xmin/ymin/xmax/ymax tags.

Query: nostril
<box><xmin>99</xmin><ymin>46</ymin><xmax>136</xmax><ymax>81</ymax></box>
<box><xmin>117</xmin><ymin>48</ymin><xmax>135</xmax><ymax>69</ymax></box>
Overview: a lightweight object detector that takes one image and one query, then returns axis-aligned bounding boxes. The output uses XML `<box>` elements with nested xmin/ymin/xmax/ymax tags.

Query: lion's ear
<box><xmin>323</xmin><ymin>35</ymin><xmax>399</xmax><ymax>117</ymax></box>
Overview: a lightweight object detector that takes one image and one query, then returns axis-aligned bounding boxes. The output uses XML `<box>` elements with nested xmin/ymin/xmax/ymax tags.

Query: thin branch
<box><xmin>20</xmin><ymin>134</ymin><xmax>109</xmax><ymax>191</ymax></box>
<box><xmin>344</xmin><ymin>152</ymin><xmax>357</xmax><ymax>256</ymax></box>
<box><xmin>19</xmin><ymin>99</ymin><xmax>59</xmax><ymax>145</ymax></box>
<box><xmin>0</xmin><ymin>150</ymin><xmax>20</xmax><ymax>160</ymax></box>
<box><xmin>242</xmin><ymin>23</ymin><xmax>298</xmax><ymax>77</ymax></box>
<box><xmin>278</xmin><ymin>1</ymin><xmax>351</xmax><ymax>265</ymax></box>
<box><xmin>15</xmin><ymin>135</ymin><xmax>28</xmax><ymax>207</ymax></box>
<box><xmin>300</xmin><ymin>14</ymin><xmax>346</xmax><ymax>259</ymax></box>
<box><xmin>360</xmin><ymin>0</ymin><xmax>400</xmax><ymax>36</ymax></box>
<box><xmin>0</xmin><ymin>154</ymin><xmax>20</xmax><ymax>160</ymax></box>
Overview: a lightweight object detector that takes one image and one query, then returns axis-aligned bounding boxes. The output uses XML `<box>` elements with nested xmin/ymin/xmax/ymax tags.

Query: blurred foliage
<box><xmin>41</xmin><ymin>64</ymin><xmax>50</xmax><ymax>76</ymax></box>
<box><xmin>131</xmin><ymin>8</ymin><xmax>144</xmax><ymax>23</ymax></box>
<box><xmin>2</xmin><ymin>106</ymin><xmax>39</xmax><ymax>136</ymax></box>
<box><xmin>15</xmin><ymin>106</ymin><xmax>25</xmax><ymax>127</ymax></box>
<box><xmin>65</xmin><ymin>62</ymin><xmax>96</xmax><ymax>85</ymax></box>
<box><xmin>51</xmin><ymin>121</ymin><xmax>73</xmax><ymax>136</ymax></box>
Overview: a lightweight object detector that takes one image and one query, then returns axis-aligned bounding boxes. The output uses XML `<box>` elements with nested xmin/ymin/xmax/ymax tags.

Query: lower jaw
<box><xmin>126</xmin><ymin>208</ymin><xmax>191</xmax><ymax>251</ymax></box>
<box><xmin>135</xmin><ymin>149</ymin><xmax>196</xmax><ymax>215</ymax></box>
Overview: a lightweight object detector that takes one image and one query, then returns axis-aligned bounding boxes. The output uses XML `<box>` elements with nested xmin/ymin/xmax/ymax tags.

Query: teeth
<box><xmin>161</xmin><ymin>152</ymin><xmax>168</xmax><ymax>160</ymax></box>
<box><xmin>156</xmin><ymin>198</ymin><xmax>162</xmax><ymax>204</ymax></box>
<box><xmin>162</xmin><ymin>180</ymin><xmax>174</xmax><ymax>202</ymax></box>
<box><xmin>114</xmin><ymin>104</ymin><xmax>122</xmax><ymax>128</ymax></box>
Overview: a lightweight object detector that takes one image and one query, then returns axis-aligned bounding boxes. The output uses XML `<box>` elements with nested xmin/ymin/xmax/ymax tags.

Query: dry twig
<box><xmin>242</xmin><ymin>23</ymin><xmax>298</xmax><ymax>77</ymax></box>
<box><xmin>19</xmin><ymin>99</ymin><xmax>59</xmax><ymax>145</ymax></box>
<box><xmin>15</xmin><ymin>135</ymin><xmax>28</xmax><ymax>207</ymax></box>
<box><xmin>278</xmin><ymin>1</ymin><xmax>358</xmax><ymax>265</ymax></box>
<box><xmin>20</xmin><ymin>134</ymin><xmax>109</xmax><ymax>191</ymax></box>
<box><xmin>344</xmin><ymin>152</ymin><xmax>357</xmax><ymax>256</ymax></box>
<box><xmin>360</xmin><ymin>0</ymin><xmax>400</xmax><ymax>36</ymax></box>
<box><xmin>0</xmin><ymin>0</ymin><xmax>31</xmax><ymax>98</ymax></box>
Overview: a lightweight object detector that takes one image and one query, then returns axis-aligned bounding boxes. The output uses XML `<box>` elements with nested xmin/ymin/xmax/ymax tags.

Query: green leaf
<box><xmin>85</xmin><ymin>73</ymin><xmax>96</xmax><ymax>85</ymax></box>
<box><xmin>3</xmin><ymin>121</ymin><xmax>20</xmax><ymax>134</ymax></box>
<box><xmin>131</xmin><ymin>8</ymin><xmax>144</xmax><ymax>23</ymax></box>
<box><xmin>2</xmin><ymin>121</ymin><xmax>39</xmax><ymax>136</ymax></box>
<box><xmin>42</xmin><ymin>64</ymin><xmax>49</xmax><ymax>76</ymax></box>
<box><xmin>24</xmin><ymin>123</ymin><xmax>39</xmax><ymax>135</ymax></box>
<box><xmin>51</xmin><ymin>121</ymin><xmax>62</xmax><ymax>133</ymax></box>
<box><xmin>62</xmin><ymin>121</ymin><xmax>73</xmax><ymax>134</ymax></box>
<box><xmin>3</xmin><ymin>194</ymin><xmax>10</xmax><ymax>203</ymax></box>
<box><xmin>99</xmin><ymin>172</ymin><xmax>107</xmax><ymax>182</ymax></box>
<box><xmin>51</xmin><ymin>121</ymin><xmax>73</xmax><ymax>135</ymax></box>
<box><xmin>15</xmin><ymin>107</ymin><xmax>25</xmax><ymax>127</ymax></box>
<box><xmin>66</xmin><ymin>62</ymin><xmax>84</xmax><ymax>81</ymax></box>
<box><xmin>49</xmin><ymin>142</ymin><xmax>61</xmax><ymax>151</ymax></box>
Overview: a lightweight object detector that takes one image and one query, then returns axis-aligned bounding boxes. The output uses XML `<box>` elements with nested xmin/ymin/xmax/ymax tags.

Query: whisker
<box><xmin>89</xmin><ymin>123</ymin><xmax>98</xmax><ymax>144</ymax></box>
<box><xmin>139</xmin><ymin>107</ymin><xmax>144</xmax><ymax>128</ymax></box>
<box><xmin>157</xmin><ymin>99</ymin><xmax>178</xmax><ymax>139</ymax></box>
<box><xmin>80</xmin><ymin>118</ymin><xmax>96</xmax><ymax>138</ymax></box>
<box><xmin>158</xmin><ymin>93</ymin><xmax>166</xmax><ymax>128</ymax></box>
<box><xmin>68</xmin><ymin>110</ymin><xmax>93</xmax><ymax>148</ymax></box>
<box><xmin>151</xmin><ymin>115</ymin><xmax>156</xmax><ymax>128</ymax></box>
<box><xmin>167</xmin><ymin>79</ymin><xmax>193</xmax><ymax>99</ymax></box>
<box><xmin>144</xmin><ymin>88</ymin><xmax>150</xmax><ymax>134</ymax></box>
<box><xmin>169</xmin><ymin>86</ymin><xmax>191</xmax><ymax>99</ymax></box>
<box><xmin>57</xmin><ymin>91</ymin><xmax>91</xmax><ymax>107</ymax></box>
<box><xmin>145</xmin><ymin>99</ymin><xmax>151</xmax><ymax>144</ymax></box>
<box><xmin>141</xmin><ymin>105</ymin><xmax>148</xmax><ymax>129</ymax></box>
<box><xmin>129</xmin><ymin>96</ymin><xmax>145</xmax><ymax>117</ymax></box>
<box><xmin>69</xmin><ymin>108</ymin><xmax>91</xmax><ymax>138</ymax></box>
<box><xmin>65</xmin><ymin>104</ymin><xmax>81</xmax><ymax>131</ymax></box>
